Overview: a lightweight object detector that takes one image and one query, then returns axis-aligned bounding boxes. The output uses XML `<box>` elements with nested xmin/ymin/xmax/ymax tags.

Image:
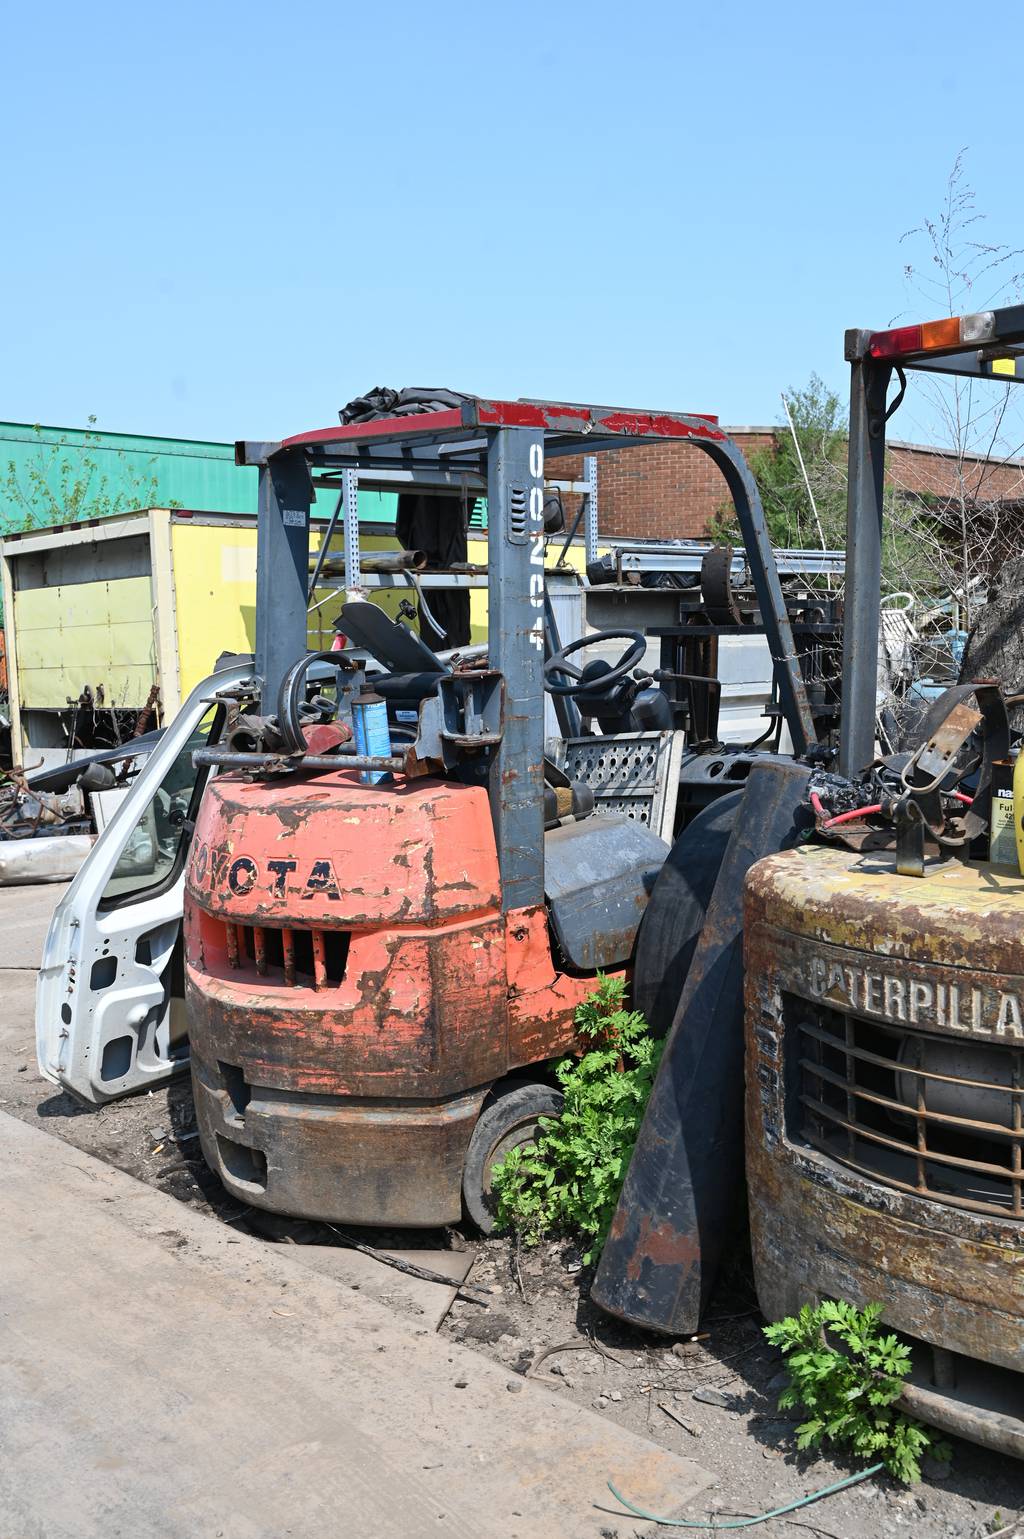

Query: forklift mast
<box><xmin>237</xmin><ymin>399</ymin><xmax>819</xmax><ymax>890</ymax></box>
<box><xmin>840</xmin><ymin>304</ymin><xmax>1024</xmax><ymax>775</ymax></box>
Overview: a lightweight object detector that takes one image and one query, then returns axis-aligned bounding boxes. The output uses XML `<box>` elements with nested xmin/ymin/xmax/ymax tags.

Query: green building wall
<box><xmin>0</xmin><ymin>420</ymin><xmax>398</xmax><ymax>534</ymax></box>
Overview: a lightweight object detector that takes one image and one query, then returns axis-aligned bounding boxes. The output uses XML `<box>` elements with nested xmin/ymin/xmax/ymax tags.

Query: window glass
<box><xmin>100</xmin><ymin>708</ymin><xmax>217</xmax><ymax>904</ymax></box>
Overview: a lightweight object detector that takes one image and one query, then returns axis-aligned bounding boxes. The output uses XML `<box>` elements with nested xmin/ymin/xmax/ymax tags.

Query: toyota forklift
<box><xmin>37</xmin><ymin>396</ymin><xmax>826</xmax><ymax>1231</ymax></box>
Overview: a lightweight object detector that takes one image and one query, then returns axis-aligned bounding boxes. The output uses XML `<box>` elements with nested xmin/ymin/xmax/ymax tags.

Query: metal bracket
<box><xmin>438</xmin><ymin>670</ymin><xmax>504</xmax><ymax>747</ymax></box>
<box><xmin>900</xmin><ymin>681</ymin><xmax>1009</xmax><ymax>852</ymax></box>
<box><xmin>894</xmin><ymin>795</ymin><xmax>928</xmax><ymax>878</ymax></box>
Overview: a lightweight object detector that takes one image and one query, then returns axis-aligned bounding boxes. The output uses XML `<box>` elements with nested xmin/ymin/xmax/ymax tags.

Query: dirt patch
<box><xmin>438</xmin><ymin>1237</ymin><xmax>1024</xmax><ymax>1536</ymax></box>
<box><xmin>3</xmin><ymin>981</ymin><xmax>1021</xmax><ymax>1537</ymax></box>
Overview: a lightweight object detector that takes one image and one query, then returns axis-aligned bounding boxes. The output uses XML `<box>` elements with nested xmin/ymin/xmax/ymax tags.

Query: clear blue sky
<box><xmin>3</xmin><ymin>0</ymin><xmax>1021</xmax><ymax>446</ymax></box>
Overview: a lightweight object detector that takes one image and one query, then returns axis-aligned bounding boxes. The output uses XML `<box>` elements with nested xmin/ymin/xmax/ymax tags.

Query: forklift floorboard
<box><xmin>0</xmin><ymin>1110</ymin><xmax>714</xmax><ymax>1539</ymax></box>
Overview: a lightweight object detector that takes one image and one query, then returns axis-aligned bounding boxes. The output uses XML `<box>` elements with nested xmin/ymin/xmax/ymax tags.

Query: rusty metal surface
<box><xmin>185</xmin><ymin>757</ymin><xmax>603</xmax><ymax>1224</ymax></box>
<box><xmin>185</xmin><ymin>904</ymin><xmax>603</xmax><ymax>1226</ymax></box>
<box><xmin>744</xmin><ymin>846</ymin><xmax>1024</xmax><ymax>1457</ymax></box>
<box><xmin>900</xmin><ymin>1380</ymin><xmax>1024</xmax><ymax>1460</ymax></box>
<box><xmin>699</xmin><ymin>545</ymin><xmax>741</xmax><ymax>625</ymax></box>
<box><xmin>185</xmin><ymin>894</ymin><xmax>601</xmax><ymax>1225</ymax></box>
<box><xmin>185</xmin><ymin>906</ymin><xmax>510</xmax><ymax>1099</ymax></box>
<box><xmin>792</xmin><ymin>1006</ymin><xmax>1022</xmax><ymax>1218</ymax></box>
<box><xmin>505</xmin><ymin>905</ymin><xmax>620</xmax><ymax>1066</ymax></box>
<box><xmin>893</xmin><ymin>683</ymin><xmax>1010</xmax><ymax>869</ymax></box>
<box><xmin>191</xmin><ymin>1046</ymin><xmax>484</xmax><ymax>1226</ymax></box>
<box><xmin>745</xmin><ymin>845</ymin><xmax>1024</xmax><ymax>977</ymax></box>
<box><xmin>189</xmin><ymin>771</ymin><xmax>501</xmax><ymax>928</ymax></box>
<box><xmin>591</xmin><ymin>759</ymin><xmax>812</xmax><ymax>1335</ymax></box>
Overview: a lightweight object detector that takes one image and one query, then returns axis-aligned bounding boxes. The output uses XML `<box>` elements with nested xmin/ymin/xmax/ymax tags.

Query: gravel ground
<box><xmin>3</xmin><ymin>977</ymin><xmax>1022</xmax><ymax>1538</ymax></box>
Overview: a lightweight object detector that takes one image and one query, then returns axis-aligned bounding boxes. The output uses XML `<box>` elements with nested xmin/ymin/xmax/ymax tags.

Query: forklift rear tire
<box><xmin>631</xmin><ymin>789</ymin><xmax>743</xmax><ymax>1038</ymax></box>
<box><xmin>462</xmin><ymin>1082</ymin><xmax>565</xmax><ymax>1234</ymax></box>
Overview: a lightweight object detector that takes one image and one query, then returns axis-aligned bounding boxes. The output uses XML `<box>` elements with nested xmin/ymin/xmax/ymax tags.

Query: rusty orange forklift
<box><xmin>37</xmin><ymin>397</ymin><xmax>829</xmax><ymax>1232</ymax></box>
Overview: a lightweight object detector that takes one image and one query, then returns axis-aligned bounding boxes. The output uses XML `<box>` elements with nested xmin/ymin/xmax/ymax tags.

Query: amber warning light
<box><xmin>868</xmin><ymin>311</ymin><xmax>996</xmax><ymax>359</ymax></box>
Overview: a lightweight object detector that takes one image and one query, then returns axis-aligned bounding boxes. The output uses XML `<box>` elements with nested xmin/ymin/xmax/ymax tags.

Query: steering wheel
<box><xmin>544</xmin><ymin>630</ymin><xmax>647</xmax><ymax>698</ymax></box>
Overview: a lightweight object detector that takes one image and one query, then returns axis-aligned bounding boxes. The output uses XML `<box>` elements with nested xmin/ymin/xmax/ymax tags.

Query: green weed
<box><xmin>492</xmin><ymin>975</ymin><xmax>663</xmax><ymax>1263</ymax></box>
<box><xmin>763</xmin><ymin>1299</ymin><xmax>951</xmax><ymax>1483</ymax></box>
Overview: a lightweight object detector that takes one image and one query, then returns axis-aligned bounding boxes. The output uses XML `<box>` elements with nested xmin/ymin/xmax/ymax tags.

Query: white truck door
<box><xmin>36</xmin><ymin>663</ymin><xmax>250</xmax><ymax>1105</ymax></box>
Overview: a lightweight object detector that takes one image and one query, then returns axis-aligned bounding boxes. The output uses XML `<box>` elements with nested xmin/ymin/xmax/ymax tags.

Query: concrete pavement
<box><xmin>0</xmin><ymin>1110</ymin><xmax>714</xmax><ymax>1538</ymax></box>
<box><xmin>0</xmin><ymin>879</ymin><xmax>68</xmax><ymax>969</ymax></box>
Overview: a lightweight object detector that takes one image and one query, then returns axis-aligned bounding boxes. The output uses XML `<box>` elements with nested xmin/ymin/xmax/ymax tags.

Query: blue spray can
<box><xmin>352</xmin><ymin>689</ymin><xmax>392</xmax><ymax>785</ymax></box>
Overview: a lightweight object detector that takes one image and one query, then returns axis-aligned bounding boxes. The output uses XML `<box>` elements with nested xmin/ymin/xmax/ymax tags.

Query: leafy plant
<box><xmin>3</xmin><ymin>417</ymin><xmax>172</xmax><ymax>533</ymax></box>
<box><xmin>492</xmin><ymin>975</ymin><xmax>663</xmax><ymax>1262</ymax></box>
<box><xmin>763</xmin><ymin>1299</ymin><xmax>951</xmax><ymax>1483</ymax></box>
<box><xmin>709</xmin><ymin>374</ymin><xmax>848</xmax><ymax>552</ymax></box>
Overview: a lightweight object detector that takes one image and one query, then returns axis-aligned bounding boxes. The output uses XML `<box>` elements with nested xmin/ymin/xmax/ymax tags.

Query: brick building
<box><xmin>563</xmin><ymin>430</ymin><xmax>1024</xmax><ymax>543</ymax></box>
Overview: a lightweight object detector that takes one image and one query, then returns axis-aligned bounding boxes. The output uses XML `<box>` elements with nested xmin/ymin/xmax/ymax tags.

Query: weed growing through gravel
<box><xmin>764</xmin><ymin>1299</ymin><xmax>951</xmax><ymax>1483</ymax></box>
<box><xmin>492</xmin><ymin>975</ymin><xmax>663</xmax><ymax>1263</ymax></box>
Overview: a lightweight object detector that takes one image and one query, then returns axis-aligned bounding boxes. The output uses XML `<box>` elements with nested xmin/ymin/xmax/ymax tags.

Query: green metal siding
<box><xmin>0</xmin><ymin>421</ymin><xmax>397</xmax><ymax>534</ymax></box>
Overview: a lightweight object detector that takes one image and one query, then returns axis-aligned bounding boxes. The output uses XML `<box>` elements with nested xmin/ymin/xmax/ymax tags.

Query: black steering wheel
<box><xmin>543</xmin><ymin>629</ymin><xmax>647</xmax><ymax>698</ymax></box>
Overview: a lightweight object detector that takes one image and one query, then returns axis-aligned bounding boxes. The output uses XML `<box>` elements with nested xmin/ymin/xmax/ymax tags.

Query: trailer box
<box><xmin>1</xmin><ymin>506</ymin><xmax>808</xmax><ymax>771</ymax></box>
<box><xmin>0</xmin><ymin>509</ymin><xmax>423</xmax><ymax>769</ymax></box>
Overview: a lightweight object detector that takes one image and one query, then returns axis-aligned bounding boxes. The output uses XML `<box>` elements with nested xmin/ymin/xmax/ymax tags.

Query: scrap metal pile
<box><xmin>0</xmin><ymin>725</ymin><xmax>162</xmax><ymax>883</ymax></box>
<box><xmin>0</xmin><ymin>769</ymin><xmax>89</xmax><ymax>841</ymax></box>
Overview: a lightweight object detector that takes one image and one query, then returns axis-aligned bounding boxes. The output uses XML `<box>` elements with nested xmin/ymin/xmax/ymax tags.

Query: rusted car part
<box><xmin>1</xmin><ymin>709</ymin><xmax>166</xmax><ymax>844</ymax></box>
<box><xmin>132</xmin><ymin>683</ymin><xmax>162</xmax><ymax>739</ymax></box>
<box><xmin>891</xmin><ymin>681</ymin><xmax>1008</xmax><ymax>876</ymax></box>
<box><xmin>744</xmin><ymin>846</ymin><xmax>1024</xmax><ymax>1459</ymax></box>
<box><xmin>65</xmin><ymin>681</ymin><xmax>158</xmax><ymax>752</ymax></box>
<box><xmin>699</xmin><ymin>545</ymin><xmax>742</xmax><ymax>626</ymax></box>
<box><xmin>0</xmin><ymin>770</ymin><xmax>88</xmax><ymax>841</ymax></box>
<box><xmin>592</xmin><ymin>758</ymin><xmax>812</xmax><ymax>1334</ymax></box>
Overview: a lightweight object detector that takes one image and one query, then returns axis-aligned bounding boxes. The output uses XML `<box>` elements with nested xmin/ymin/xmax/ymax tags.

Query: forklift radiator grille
<box><xmin>221</xmin><ymin>921</ymin><xmax>349</xmax><ymax>991</ymax></box>
<box><xmin>788</xmin><ymin>1001</ymin><xmax>1024</xmax><ymax>1219</ymax></box>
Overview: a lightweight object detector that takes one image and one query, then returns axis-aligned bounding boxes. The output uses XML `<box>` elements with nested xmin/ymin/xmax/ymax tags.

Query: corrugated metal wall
<box><xmin>0</xmin><ymin>420</ymin><xmax>397</xmax><ymax>534</ymax></box>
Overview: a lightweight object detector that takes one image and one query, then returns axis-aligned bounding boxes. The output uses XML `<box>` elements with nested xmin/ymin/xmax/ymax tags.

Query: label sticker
<box><xmin>282</xmin><ymin>508</ymin><xmax>307</xmax><ymax>528</ymax></box>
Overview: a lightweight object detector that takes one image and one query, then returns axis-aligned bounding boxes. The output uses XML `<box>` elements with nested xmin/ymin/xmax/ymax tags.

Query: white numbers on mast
<box><xmin>527</xmin><ymin>440</ymin><xmax>546</xmax><ymax>652</ymax></box>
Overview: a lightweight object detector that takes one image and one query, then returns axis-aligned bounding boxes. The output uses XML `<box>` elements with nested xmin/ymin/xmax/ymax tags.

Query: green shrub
<box><xmin>763</xmin><ymin>1299</ymin><xmax>951</xmax><ymax>1483</ymax></box>
<box><xmin>492</xmin><ymin>975</ymin><xmax>663</xmax><ymax>1263</ymax></box>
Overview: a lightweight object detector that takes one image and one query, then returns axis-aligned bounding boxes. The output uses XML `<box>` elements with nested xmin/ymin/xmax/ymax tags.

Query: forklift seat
<box><xmin>339</xmin><ymin>600</ymin><xmax>448</xmax><ymax>676</ymax></box>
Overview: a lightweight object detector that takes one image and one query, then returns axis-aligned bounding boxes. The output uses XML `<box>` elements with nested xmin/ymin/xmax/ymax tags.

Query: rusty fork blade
<box><xmin>253</xmin><ymin>926</ymin><xmax>267</xmax><ymax>977</ymax></box>
<box><xmin>282</xmin><ymin>928</ymin><xmax>296</xmax><ymax>987</ymax></box>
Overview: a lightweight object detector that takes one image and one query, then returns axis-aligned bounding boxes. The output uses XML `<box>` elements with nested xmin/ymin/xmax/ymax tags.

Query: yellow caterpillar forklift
<box><xmin>596</xmin><ymin>306</ymin><xmax>1024</xmax><ymax>1458</ymax></box>
<box><xmin>745</xmin><ymin>308</ymin><xmax>1024</xmax><ymax>1458</ymax></box>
